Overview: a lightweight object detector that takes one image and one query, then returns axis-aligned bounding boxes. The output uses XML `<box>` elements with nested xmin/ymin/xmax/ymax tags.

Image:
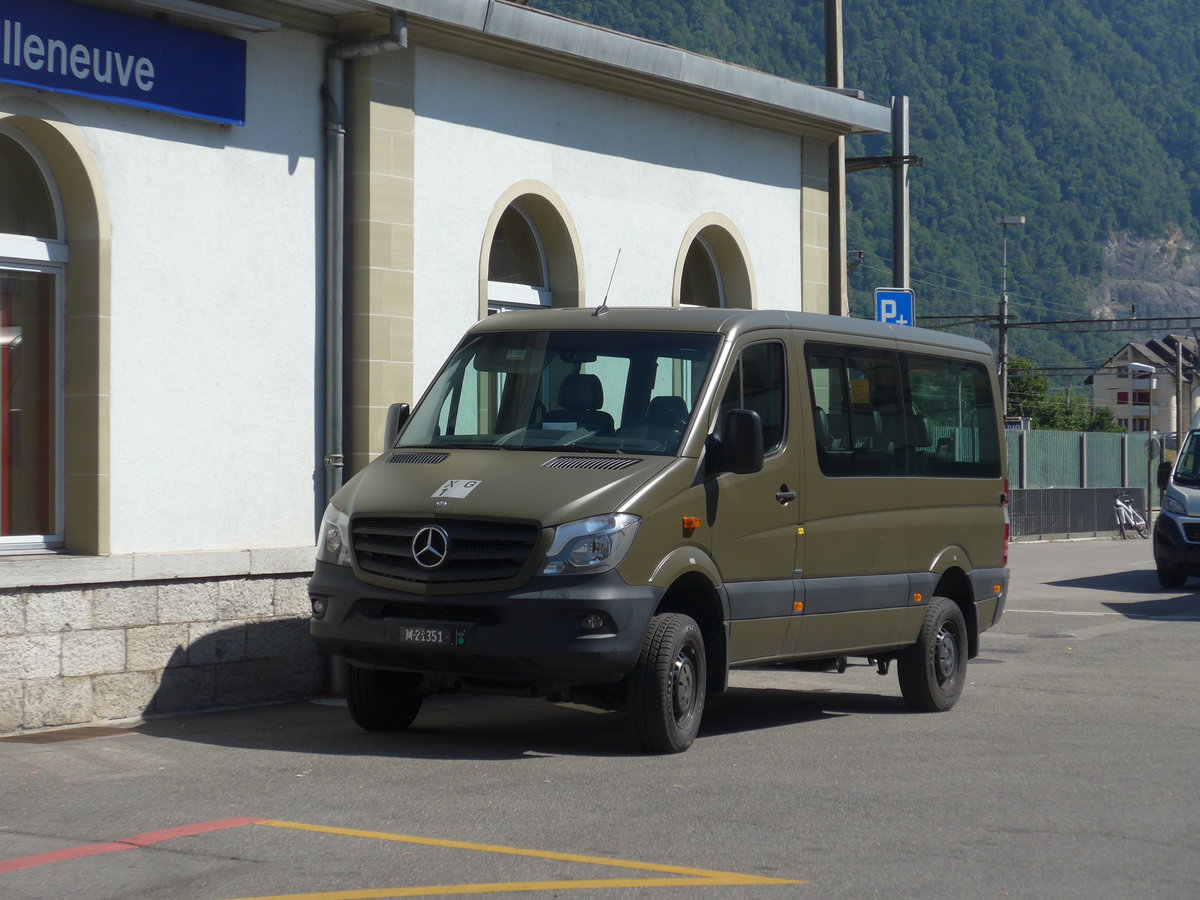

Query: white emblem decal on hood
<box><xmin>432</xmin><ymin>479</ymin><xmax>482</xmax><ymax>499</ymax></box>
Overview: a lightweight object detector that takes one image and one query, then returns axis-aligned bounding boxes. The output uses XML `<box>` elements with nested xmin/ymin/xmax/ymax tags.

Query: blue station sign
<box><xmin>1</xmin><ymin>0</ymin><xmax>246</xmax><ymax>125</ymax></box>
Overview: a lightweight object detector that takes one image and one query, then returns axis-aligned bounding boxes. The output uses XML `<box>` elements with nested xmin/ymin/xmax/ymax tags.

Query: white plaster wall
<box><xmin>412</xmin><ymin>48</ymin><xmax>807</xmax><ymax>396</ymax></box>
<box><xmin>53</xmin><ymin>29</ymin><xmax>325</xmax><ymax>553</ymax></box>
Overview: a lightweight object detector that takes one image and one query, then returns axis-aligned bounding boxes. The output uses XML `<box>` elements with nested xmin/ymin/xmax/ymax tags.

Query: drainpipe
<box><xmin>320</xmin><ymin>13</ymin><xmax>408</xmax><ymax>697</ymax></box>
<box><xmin>321</xmin><ymin>11</ymin><xmax>409</xmax><ymax>512</ymax></box>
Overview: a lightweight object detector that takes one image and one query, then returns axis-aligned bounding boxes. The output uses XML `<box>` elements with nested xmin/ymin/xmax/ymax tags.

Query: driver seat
<box><xmin>545</xmin><ymin>374</ymin><xmax>614</xmax><ymax>435</ymax></box>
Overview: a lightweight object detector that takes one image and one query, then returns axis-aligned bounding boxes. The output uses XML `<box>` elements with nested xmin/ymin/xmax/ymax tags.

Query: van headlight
<box><xmin>316</xmin><ymin>503</ymin><xmax>352</xmax><ymax>566</ymax></box>
<box><xmin>543</xmin><ymin>514</ymin><xmax>640</xmax><ymax>576</ymax></box>
<box><xmin>1163</xmin><ymin>494</ymin><xmax>1186</xmax><ymax>516</ymax></box>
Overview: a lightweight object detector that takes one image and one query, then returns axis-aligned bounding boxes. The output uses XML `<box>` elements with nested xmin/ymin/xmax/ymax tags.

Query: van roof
<box><xmin>470</xmin><ymin>307</ymin><xmax>996</xmax><ymax>359</ymax></box>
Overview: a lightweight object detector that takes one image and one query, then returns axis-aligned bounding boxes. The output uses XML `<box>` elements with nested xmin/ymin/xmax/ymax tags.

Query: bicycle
<box><xmin>1114</xmin><ymin>491</ymin><xmax>1148</xmax><ymax>539</ymax></box>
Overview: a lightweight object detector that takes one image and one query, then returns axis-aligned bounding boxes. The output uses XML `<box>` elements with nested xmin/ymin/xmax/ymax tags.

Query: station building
<box><xmin>0</xmin><ymin>0</ymin><xmax>891</xmax><ymax>732</ymax></box>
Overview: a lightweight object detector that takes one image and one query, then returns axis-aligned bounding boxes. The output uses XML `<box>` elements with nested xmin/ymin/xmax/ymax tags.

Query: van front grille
<box><xmin>1183</xmin><ymin>523</ymin><xmax>1200</xmax><ymax>543</ymax></box>
<box><xmin>352</xmin><ymin>517</ymin><xmax>539</xmax><ymax>584</ymax></box>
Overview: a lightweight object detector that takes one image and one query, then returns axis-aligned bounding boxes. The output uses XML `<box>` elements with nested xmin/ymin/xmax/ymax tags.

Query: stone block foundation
<box><xmin>0</xmin><ymin>551</ymin><xmax>324</xmax><ymax>734</ymax></box>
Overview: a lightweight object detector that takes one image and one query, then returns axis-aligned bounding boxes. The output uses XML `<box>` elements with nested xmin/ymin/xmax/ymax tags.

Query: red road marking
<box><xmin>0</xmin><ymin>817</ymin><xmax>265</xmax><ymax>874</ymax></box>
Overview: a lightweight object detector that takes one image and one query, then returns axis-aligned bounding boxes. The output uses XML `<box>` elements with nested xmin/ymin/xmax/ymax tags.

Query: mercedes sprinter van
<box><xmin>309</xmin><ymin>308</ymin><xmax>1009</xmax><ymax>752</ymax></box>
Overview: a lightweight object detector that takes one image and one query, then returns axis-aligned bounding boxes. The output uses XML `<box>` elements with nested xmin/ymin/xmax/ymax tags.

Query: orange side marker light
<box><xmin>912</xmin><ymin>593</ymin><xmax>924</xmax><ymax>604</ymax></box>
<box><xmin>682</xmin><ymin>516</ymin><xmax>702</xmax><ymax>537</ymax></box>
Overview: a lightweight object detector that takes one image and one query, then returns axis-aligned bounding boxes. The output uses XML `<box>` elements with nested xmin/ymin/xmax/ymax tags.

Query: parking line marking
<box><xmin>229</xmin><ymin>820</ymin><xmax>803</xmax><ymax>898</ymax></box>
<box><xmin>0</xmin><ymin>817</ymin><xmax>266</xmax><ymax>874</ymax></box>
<box><xmin>228</xmin><ymin>875</ymin><xmax>795</xmax><ymax>899</ymax></box>
<box><xmin>257</xmin><ymin>820</ymin><xmax>775</xmax><ymax>879</ymax></box>
<box><xmin>1</xmin><ymin>818</ymin><xmax>803</xmax><ymax>894</ymax></box>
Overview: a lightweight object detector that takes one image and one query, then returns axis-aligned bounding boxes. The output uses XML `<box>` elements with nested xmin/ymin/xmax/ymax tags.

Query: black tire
<box><xmin>897</xmin><ymin>597</ymin><xmax>968</xmax><ymax>712</ymax></box>
<box><xmin>1156</xmin><ymin>557</ymin><xmax>1187</xmax><ymax>589</ymax></box>
<box><xmin>345</xmin><ymin>663</ymin><xmax>423</xmax><ymax>732</ymax></box>
<box><xmin>627</xmin><ymin>613</ymin><xmax>706</xmax><ymax>753</ymax></box>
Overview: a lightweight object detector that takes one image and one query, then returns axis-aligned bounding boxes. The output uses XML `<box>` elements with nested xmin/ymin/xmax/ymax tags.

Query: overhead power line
<box><xmin>917</xmin><ymin>314</ymin><xmax>1200</xmax><ymax>333</ymax></box>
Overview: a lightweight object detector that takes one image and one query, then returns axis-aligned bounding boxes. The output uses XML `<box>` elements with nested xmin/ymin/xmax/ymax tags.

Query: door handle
<box><xmin>776</xmin><ymin>486</ymin><xmax>797</xmax><ymax>505</ymax></box>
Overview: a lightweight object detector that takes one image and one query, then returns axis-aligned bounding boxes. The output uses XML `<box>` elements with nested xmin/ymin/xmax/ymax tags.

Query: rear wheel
<box><xmin>345</xmin><ymin>663</ymin><xmax>423</xmax><ymax>732</ymax></box>
<box><xmin>628</xmin><ymin>613</ymin><xmax>706</xmax><ymax>753</ymax></box>
<box><xmin>897</xmin><ymin>597</ymin><xmax>967</xmax><ymax>712</ymax></box>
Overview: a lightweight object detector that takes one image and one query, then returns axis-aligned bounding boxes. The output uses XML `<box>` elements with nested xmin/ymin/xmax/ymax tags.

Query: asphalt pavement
<box><xmin>2</xmin><ymin>537</ymin><xmax>1198</xmax><ymax>900</ymax></box>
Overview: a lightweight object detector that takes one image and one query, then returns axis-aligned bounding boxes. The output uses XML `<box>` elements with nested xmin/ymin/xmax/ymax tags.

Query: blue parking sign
<box><xmin>875</xmin><ymin>288</ymin><xmax>915</xmax><ymax>326</ymax></box>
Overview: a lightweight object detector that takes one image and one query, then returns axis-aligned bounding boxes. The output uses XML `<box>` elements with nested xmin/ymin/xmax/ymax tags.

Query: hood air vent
<box><xmin>544</xmin><ymin>456</ymin><xmax>642</xmax><ymax>471</ymax></box>
<box><xmin>387</xmin><ymin>451</ymin><xmax>449</xmax><ymax>464</ymax></box>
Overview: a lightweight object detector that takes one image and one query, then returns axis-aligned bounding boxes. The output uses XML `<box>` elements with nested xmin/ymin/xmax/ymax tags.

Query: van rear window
<box><xmin>806</xmin><ymin>343</ymin><xmax>1001</xmax><ymax>479</ymax></box>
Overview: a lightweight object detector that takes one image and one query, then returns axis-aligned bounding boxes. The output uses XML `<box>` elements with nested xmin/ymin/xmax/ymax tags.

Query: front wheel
<box><xmin>345</xmin><ymin>663</ymin><xmax>423</xmax><ymax>732</ymax></box>
<box><xmin>897</xmin><ymin>598</ymin><xmax>967</xmax><ymax>712</ymax></box>
<box><xmin>627</xmin><ymin>613</ymin><xmax>706</xmax><ymax>753</ymax></box>
<box><xmin>1156</xmin><ymin>556</ymin><xmax>1187</xmax><ymax>589</ymax></box>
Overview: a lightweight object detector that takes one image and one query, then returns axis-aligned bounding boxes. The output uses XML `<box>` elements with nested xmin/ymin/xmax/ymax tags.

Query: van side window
<box><xmin>902</xmin><ymin>354</ymin><xmax>1001</xmax><ymax>478</ymax></box>
<box><xmin>806</xmin><ymin>344</ymin><xmax>905</xmax><ymax>476</ymax></box>
<box><xmin>720</xmin><ymin>341</ymin><xmax>785</xmax><ymax>453</ymax></box>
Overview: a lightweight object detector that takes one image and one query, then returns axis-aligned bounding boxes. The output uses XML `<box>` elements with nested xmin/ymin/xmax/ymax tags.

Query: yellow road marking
<box><xmin>229</xmin><ymin>876</ymin><xmax>793</xmax><ymax>900</ymax></box>
<box><xmin>220</xmin><ymin>820</ymin><xmax>803</xmax><ymax>899</ymax></box>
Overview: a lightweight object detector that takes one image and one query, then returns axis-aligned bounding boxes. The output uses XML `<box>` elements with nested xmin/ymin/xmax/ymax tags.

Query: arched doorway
<box><xmin>0</xmin><ymin>127</ymin><xmax>66</xmax><ymax>547</ymax></box>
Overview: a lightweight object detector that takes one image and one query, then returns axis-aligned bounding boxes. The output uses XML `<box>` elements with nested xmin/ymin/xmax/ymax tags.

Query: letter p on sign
<box><xmin>874</xmin><ymin>288</ymin><xmax>915</xmax><ymax>326</ymax></box>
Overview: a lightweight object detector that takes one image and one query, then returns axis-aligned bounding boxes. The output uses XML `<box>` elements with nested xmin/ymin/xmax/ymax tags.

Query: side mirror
<box><xmin>383</xmin><ymin>402</ymin><xmax>410</xmax><ymax>451</ymax></box>
<box><xmin>1157</xmin><ymin>460</ymin><xmax>1172</xmax><ymax>491</ymax></box>
<box><xmin>719</xmin><ymin>409</ymin><xmax>764</xmax><ymax>475</ymax></box>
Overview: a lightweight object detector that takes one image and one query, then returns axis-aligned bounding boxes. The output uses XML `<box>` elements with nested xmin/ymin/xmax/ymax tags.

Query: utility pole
<box><xmin>825</xmin><ymin>0</ymin><xmax>848</xmax><ymax>315</ymax></box>
<box><xmin>995</xmin><ymin>215</ymin><xmax>1026</xmax><ymax>417</ymax></box>
<box><xmin>892</xmin><ymin>96</ymin><xmax>910</xmax><ymax>290</ymax></box>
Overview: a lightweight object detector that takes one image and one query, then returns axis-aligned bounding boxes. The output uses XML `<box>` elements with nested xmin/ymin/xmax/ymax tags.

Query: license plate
<box><xmin>385</xmin><ymin>621</ymin><xmax>467</xmax><ymax>647</ymax></box>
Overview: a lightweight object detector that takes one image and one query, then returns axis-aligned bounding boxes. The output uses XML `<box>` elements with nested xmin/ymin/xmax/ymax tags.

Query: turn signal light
<box><xmin>682</xmin><ymin>516</ymin><xmax>702</xmax><ymax>536</ymax></box>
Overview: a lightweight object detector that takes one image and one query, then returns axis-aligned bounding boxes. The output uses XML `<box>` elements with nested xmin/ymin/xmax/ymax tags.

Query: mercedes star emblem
<box><xmin>411</xmin><ymin>525</ymin><xmax>450</xmax><ymax>569</ymax></box>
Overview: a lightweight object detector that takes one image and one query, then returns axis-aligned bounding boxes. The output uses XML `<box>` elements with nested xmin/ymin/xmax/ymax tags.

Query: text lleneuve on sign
<box><xmin>1</xmin><ymin>0</ymin><xmax>246</xmax><ymax>125</ymax></box>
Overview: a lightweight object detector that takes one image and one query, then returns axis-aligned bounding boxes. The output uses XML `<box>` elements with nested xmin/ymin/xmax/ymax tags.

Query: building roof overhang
<box><xmin>114</xmin><ymin>0</ymin><xmax>893</xmax><ymax>140</ymax></box>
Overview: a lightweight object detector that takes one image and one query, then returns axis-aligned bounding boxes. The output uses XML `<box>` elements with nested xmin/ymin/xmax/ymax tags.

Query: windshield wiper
<box><xmin>553</xmin><ymin>442</ymin><xmax>625</xmax><ymax>454</ymax></box>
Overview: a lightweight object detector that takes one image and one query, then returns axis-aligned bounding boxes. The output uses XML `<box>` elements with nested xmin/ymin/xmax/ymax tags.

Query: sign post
<box><xmin>875</xmin><ymin>288</ymin><xmax>915</xmax><ymax>326</ymax></box>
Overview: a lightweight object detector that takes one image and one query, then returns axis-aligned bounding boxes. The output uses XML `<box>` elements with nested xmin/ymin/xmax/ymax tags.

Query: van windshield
<box><xmin>1174</xmin><ymin>431</ymin><xmax>1200</xmax><ymax>486</ymax></box>
<box><xmin>397</xmin><ymin>330</ymin><xmax>722</xmax><ymax>455</ymax></box>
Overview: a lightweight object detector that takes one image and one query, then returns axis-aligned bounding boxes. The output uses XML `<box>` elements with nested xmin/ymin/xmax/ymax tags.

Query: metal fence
<box><xmin>1005</xmin><ymin>429</ymin><xmax>1159</xmax><ymax>491</ymax></box>
<box><xmin>1010</xmin><ymin>486</ymin><xmax>1145</xmax><ymax>539</ymax></box>
<box><xmin>1003</xmin><ymin>429</ymin><xmax>1162</xmax><ymax>538</ymax></box>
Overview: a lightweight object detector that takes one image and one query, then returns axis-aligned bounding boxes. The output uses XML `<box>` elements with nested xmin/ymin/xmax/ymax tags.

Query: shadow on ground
<box><xmin>133</xmin><ymin>681</ymin><xmax>908</xmax><ymax>762</ymax></box>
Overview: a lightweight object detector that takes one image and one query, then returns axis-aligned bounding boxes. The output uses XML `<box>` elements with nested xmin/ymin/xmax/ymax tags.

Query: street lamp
<box><xmin>995</xmin><ymin>215</ymin><xmax>1026</xmax><ymax>418</ymax></box>
<box><xmin>1129</xmin><ymin>361</ymin><xmax>1156</xmax><ymax>523</ymax></box>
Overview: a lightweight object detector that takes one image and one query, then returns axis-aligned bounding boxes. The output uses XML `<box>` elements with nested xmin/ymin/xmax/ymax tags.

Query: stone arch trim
<box><xmin>674</xmin><ymin>213</ymin><xmax>756</xmax><ymax>309</ymax></box>
<box><xmin>479</xmin><ymin>181</ymin><xmax>584</xmax><ymax>317</ymax></box>
<box><xmin>1</xmin><ymin>98</ymin><xmax>112</xmax><ymax>554</ymax></box>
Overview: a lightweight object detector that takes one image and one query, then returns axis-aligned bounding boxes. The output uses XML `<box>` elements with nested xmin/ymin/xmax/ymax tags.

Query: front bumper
<box><xmin>1153</xmin><ymin>513</ymin><xmax>1200</xmax><ymax>572</ymax></box>
<box><xmin>308</xmin><ymin>561</ymin><xmax>663</xmax><ymax>688</ymax></box>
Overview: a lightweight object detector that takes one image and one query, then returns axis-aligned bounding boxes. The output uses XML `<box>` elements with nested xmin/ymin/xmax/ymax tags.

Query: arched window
<box><xmin>680</xmin><ymin>235</ymin><xmax>724</xmax><ymax>308</ymax></box>
<box><xmin>0</xmin><ymin>128</ymin><xmax>66</xmax><ymax>548</ymax></box>
<box><xmin>487</xmin><ymin>204</ymin><xmax>550</xmax><ymax>311</ymax></box>
<box><xmin>675</xmin><ymin>218</ymin><xmax>754</xmax><ymax>310</ymax></box>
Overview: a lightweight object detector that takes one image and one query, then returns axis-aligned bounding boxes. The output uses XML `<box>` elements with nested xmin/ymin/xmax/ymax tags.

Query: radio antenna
<box><xmin>594</xmin><ymin>248</ymin><xmax>620</xmax><ymax>316</ymax></box>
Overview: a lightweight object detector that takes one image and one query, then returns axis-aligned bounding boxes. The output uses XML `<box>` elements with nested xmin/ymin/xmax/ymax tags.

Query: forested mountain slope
<box><xmin>528</xmin><ymin>0</ymin><xmax>1200</xmax><ymax>373</ymax></box>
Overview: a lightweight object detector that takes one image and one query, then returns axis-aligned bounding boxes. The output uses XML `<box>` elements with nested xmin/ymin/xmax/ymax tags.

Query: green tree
<box><xmin>1007</xmin><ymin>357</ymin><xmax>1121</xmax><ymax>431</ymax></box>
